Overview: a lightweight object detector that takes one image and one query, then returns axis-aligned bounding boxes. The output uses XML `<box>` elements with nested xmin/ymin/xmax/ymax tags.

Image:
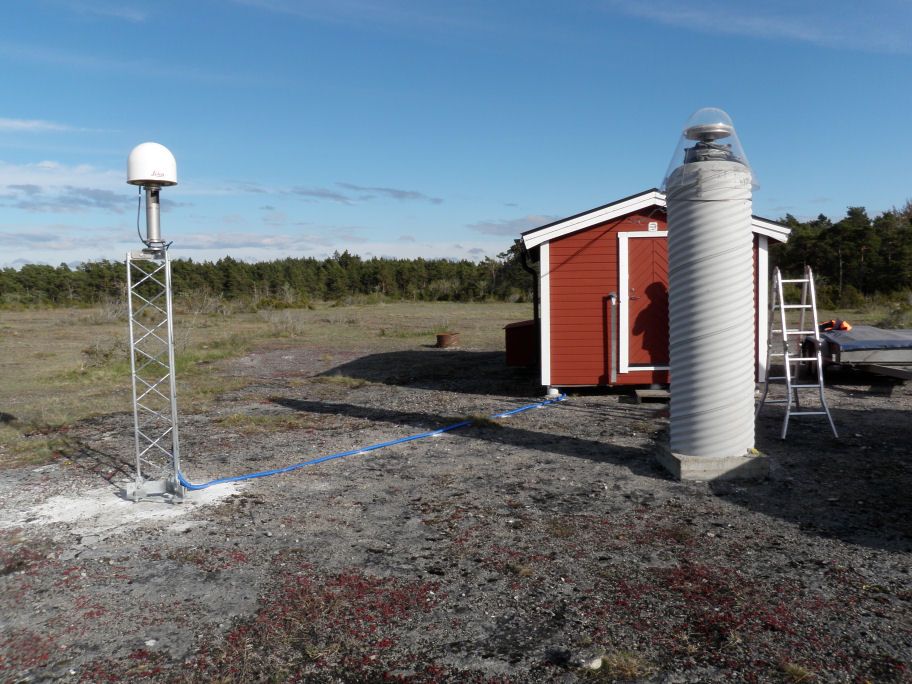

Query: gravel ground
<box><xmin>1</xmin><ymin>343</ymin><xmax>910</xmax><ymax>683</ymax></box>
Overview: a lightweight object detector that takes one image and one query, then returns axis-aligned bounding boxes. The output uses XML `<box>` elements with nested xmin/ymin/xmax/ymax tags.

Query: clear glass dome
<box><xmin>662</xmin><ymin>107</ymin><xmax>756</xmax><ymax>189</ymax></box>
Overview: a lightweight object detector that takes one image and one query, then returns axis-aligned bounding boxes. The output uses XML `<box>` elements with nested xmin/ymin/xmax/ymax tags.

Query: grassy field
<box><xmin>0</xmin><ymin>301</ymin><xmax>532</xmax><ymax>467</ymax></box>
<box><xmin>1</xmin><ymin>296</ymin><xmax>904</xmax><ymax>470</ymax></box>
<box><xmin>2</xmin><ymin>300</ymin><xmax>910</xmax><ymax>681</ymax></box>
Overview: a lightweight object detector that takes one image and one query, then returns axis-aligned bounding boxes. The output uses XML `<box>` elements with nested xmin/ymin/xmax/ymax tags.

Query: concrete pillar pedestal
<box><xmin>656</xmin><ymin>438</ymin><xmax>768</xmax><ymax>481</ymax></box>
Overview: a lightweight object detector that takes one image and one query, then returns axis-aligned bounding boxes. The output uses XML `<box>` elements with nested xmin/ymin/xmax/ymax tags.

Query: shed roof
<box><xmin>521</xmin><ymin>188</ymin><xmax>791</xmax><ymax>249</ymax></box>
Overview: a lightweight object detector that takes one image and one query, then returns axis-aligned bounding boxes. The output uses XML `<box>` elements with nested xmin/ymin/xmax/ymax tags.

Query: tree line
<box><xmin>0</xmin><ymin>248</ymin><xmax>534</xmax><ymax>308</ymax></box>
<box><xmin>2</xmin><ymin>201</ymin><xmax>910</xmax><ymax>309</ymax></box>
<box><xmin>771</xmin><ymin>202</ymin><xmax>912</xmax><ymax>307</ymax></box>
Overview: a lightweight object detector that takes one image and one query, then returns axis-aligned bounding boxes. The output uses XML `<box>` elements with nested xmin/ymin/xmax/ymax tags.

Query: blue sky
<box><xmin>1</xmin><ymin>0</ymin><xmax>910</xmax><ymax>267</ymax></box>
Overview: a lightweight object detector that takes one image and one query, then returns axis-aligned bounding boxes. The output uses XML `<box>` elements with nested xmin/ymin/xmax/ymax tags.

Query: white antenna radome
<box><xmin>127</xmin><ymin>142</ymin><xmax>177</xmax><ymax>253</ymax></box>
<box><xmin>127</xmin><ymin>142</ymin><xmax>177</xmax><ymax>187</ymax></box>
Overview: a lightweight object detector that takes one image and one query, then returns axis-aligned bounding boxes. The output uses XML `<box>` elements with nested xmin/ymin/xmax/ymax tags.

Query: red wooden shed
<box><xmin>514</xmin><ymin>189</ymin><xmax>790</xmax><ymax>390</ymax></box>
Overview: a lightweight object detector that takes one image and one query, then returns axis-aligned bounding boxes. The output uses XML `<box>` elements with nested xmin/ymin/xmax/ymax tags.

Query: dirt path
<box><xmin>1</xmin><ymin>346</ymin><xmax>910</xmax><ymax>682</ymax></box>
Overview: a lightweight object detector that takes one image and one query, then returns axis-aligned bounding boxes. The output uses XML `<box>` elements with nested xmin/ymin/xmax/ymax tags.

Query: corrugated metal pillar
<box><xmin>658</xmin><ymin>108</ymin><xmax>767</xmax><ymax>480</ymax></box>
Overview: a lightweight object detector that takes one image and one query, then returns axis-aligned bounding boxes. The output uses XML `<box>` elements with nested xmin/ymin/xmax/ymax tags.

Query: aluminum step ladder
<box><xmin>756</xmin><ymin>266</ymin><xmax>838</xmax><ymax>438</ymax></box>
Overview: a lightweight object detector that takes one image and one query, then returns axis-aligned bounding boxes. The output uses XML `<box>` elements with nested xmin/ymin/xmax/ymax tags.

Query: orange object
<box><xmin>819</xmin><ymin>319</ymin><xmax>852</xmax><ymax>332</ymax></box>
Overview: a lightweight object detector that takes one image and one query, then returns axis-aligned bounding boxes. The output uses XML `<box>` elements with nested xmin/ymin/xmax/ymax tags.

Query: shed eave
<box><xmin>749</xmin><ymin>216</ymin><xmax>791</xmax><ymax>243</ymax></box>
<box><xmin>521</xmin><ymin>189</ymin><xmax>792</xmax><ymax>248</ymax></box>
<box><xmin>521</xmin><ymin>189</ymin><xmax>665</xmax><ymax>250</ymax></box>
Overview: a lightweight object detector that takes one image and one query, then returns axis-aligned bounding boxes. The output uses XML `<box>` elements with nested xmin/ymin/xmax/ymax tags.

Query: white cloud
<box><xmin>0</xmin><ymin>161</ymin><xmax>501</xmax><ymax>266</ymax></box>
<box><xmin>2</xmin><ymin>221</ymin><xmax>513</xmax><ymax>267</ymax></box>
<box><xmin>1</xmin><ymin>185</ymin><xmax>129</xmax><ymax>214</ymax></box>
<box><xmin>261</xmin><ymin>209</ymin><xmax>289</xmax><ymax>226</ymax></box>
<box><xmin>0</xmin><ymin>41</ymin><xmax>270</xmax><ymax>86</ymax></box>
<box><xmin>288</xmin><ymin>186</ymin><xmax>355</xmax><ymax>204</ymax></box>
<box><xmin>603</xmin><ymin>0</ymin><xmax>912</xmax><ymax>54</ymax></box>
<box><xmin>229</xmin><ymin>0</ymin><xmax>486</xmax><ymax>34</ymax></box>
<box><xmin>312</xmin><ymin>238</ymin><xmax>508</xmax><ymax>262</ymax></box>
<box><xmin>7</xmin><ymin>184</ymin><xmax>42</xmax><ymax>196</ymax></box>
<box><xmin>281</xmin><ymin>182</ymin><xmax>444</xmax><ymax>205</ymax></box>
<box><xmin>337</xmin><ymin>182</ymin><xmax>443</xmax><ymax>205</ymax></box>
<box><xmin>0</xmin><ymin>160</ymin><xmax>130</xmax><ymax>215</ymax></box>
<box><xmin>0</xmin><ymin>223</ymin><xmax>129</xmax><ymax>257</ymax></box>
<box><xmin>62</xmin><ymin>1</ymin><xmax>148</xmax><ymax>22</ymax></box>
<box><xmin>0</xmin><ymin>159</ymin><xmax>121</xmax><ymax>190</ymax></box>
<box><xmin>35</xmin><ymin>0</ymin><xmax>147</xmax><ymax>22</ymax></box>
<box><xmin>174</xmin><ymin>222</ymin><xmax>372</xmax><ymax>252</ymax></box>
<box><xmin>213</xmin><ymin>180</ymin><xmax>446</xmax><ymax>206</ymax></box>
<box><xmin>0</xmin><ymin>118</ymin><xmax>74</xmax><ymax>133</ymax></box>
<box><xmin>468</xmin><ymin>214</ymin><xmax>557</xmax><ymax>236</ymax></box>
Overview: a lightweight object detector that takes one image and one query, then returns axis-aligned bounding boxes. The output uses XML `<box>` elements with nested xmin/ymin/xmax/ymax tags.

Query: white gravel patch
<box><xmin>0</xmin><ymin>481</ymin><xmax>241</xmax><ymax>537</ymax></box>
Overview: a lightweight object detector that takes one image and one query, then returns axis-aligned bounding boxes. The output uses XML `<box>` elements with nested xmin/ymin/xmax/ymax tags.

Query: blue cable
<box><xmin>178</xmin><ymin>393</ymin><xmax>567</xmax><ymax>490</ymax></box>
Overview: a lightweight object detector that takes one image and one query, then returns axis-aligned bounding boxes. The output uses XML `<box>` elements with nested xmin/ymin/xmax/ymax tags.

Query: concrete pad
<box><xmin>656</xmin><ymin>440</ymin><xmax>768</xmax><ymax>481</ymax></box>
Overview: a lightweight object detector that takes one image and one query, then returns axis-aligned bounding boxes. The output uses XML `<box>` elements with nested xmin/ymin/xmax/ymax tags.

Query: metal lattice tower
<box><xmin>123</xmin><ymin>249</ymin><xmax>184</xmax><ymax>501</ymax></box>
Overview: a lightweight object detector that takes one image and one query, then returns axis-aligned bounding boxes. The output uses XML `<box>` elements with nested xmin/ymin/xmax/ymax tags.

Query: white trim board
<box><xmin>750</xmin><ymin>217</ymin><xmax>791</xmax><ymax>243</ymax></box>
<box><xmin>617</xmin><ymin>231</ymin><xmax>670</xmax><ymax>374</ymax></box>
<box><xmin>757</xmin><ymin>235</ymin><xmax>769</xmax><ymax>382</ymax></box>
<box><xmin>523</xmin><ymin>191</ymin><xmax>664</xmax><ymax>249</ymax></box>
<box><xmin>539</xmin><ymin>242</ymin><xmax>551</xmax><ymax>387</ymax></box>
<box><xmin>521</xmin><ymin>190</ymin><xmax>790</xmax><ymax>250</ymax></box>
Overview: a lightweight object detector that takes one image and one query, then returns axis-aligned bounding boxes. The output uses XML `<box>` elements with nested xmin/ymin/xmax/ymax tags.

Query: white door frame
<box><xmin>618</xmin><ymin>231</ymin><xmax>670</xmax><ymax>373</ymax></box>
